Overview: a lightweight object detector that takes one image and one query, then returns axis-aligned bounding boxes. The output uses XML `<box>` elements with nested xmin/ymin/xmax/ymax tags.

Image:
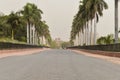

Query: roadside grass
<box><xmin>0</xmin><ymin>37</ymin><xmax>26</xmax><ymax>44</ymax></box>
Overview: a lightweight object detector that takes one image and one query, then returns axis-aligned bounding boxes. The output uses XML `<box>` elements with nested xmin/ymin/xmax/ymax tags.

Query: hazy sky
<box><xmin>0</xmin><ymin>0</ymin><xmax>120</xmax><ymax>41</ymax></box>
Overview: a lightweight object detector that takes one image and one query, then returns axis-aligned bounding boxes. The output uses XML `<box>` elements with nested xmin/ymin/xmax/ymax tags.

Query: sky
<box><xmin>0</xmin><ymin>0</ymin><xmax>120</xmax><ymax>41</ymax></box>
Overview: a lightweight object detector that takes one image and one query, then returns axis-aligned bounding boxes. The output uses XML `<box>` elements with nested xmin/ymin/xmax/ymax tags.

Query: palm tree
<box><xmin>85</xmin><ymin>0</ymin><xmax>108</xmax><ymax>45</ymax></box>
<box><xmin>114</xmin><ymin>0</ymin><xmax>119</xmax><ymax>43</ymax></box>
<box><xmin>20</xmin><ymin>3</ymin><xmax>34</xmax><ymax>43</ymax></box>
<box><xmin>7</xmin><ymin>12</ymin><xmax>20</xmax><ymax>40</ymax></box>
<box><xmin>41</xmin><ymin>22</ymin><xmax>51</xmax><ymax>45</ymax></box>
<box><xmin>20</xmin><ymin>3</ymin><xmax>43</xmax><ymax>44</ymax></box>
<box><xmin>36</xmin><ymin>21</ymin><xmax>51</xmax><ymax>45</ymax></box>
<box><xmin>70</xmin><ymin>0</ymin><xmax>108</xmax><ymax>46</ymax></box>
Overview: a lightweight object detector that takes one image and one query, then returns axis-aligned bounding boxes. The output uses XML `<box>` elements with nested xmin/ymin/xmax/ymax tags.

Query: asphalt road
<box><xmin>0</xmin><ymin>49</ymin><xmax>120</xmax><ymax>80</ymax></box>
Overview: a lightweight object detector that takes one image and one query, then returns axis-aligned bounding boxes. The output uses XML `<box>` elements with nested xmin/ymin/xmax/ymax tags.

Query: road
<box><xmin>0</xmin><ymin>49</ymin><xmax>120</xmax><ymax>80</ymax></box>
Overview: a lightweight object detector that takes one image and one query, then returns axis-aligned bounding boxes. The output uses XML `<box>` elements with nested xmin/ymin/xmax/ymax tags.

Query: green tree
<box><xmin>0</xmin><ymin>13</ymin><xmax>26</xmax><ymax>42</ymax></box>
<box><xmin>70</xmin><ymin>0</ymin><xmax>108</xmax><ymax>46</ymax></box>
<box><xmin>0</xmin><ymin>3</ymin><xmax>52</xmax><ymax>44</ymax></box>
<box><xmin>85</xmin><ymin>0</ymin><xmax>108</xmax><ymax>45</ymax></box>
<box><xmin>20</xmin><ymin>3</ymin><xmax>43</xmax><ymax>44</ymax></box>
<box><xmin>14</xmin><ymin>16</ymin><xmax>26</xmax><ymax>42</ymax></box>
<box><xmin>97</xmin><ymin>34</ymin><xmax>114</xmax><ymax>45</ymax></box>
<box><xmin>0</xmin><ymin>15</ymin><xmax>11</xmax><ymax>38</ymax></box>
<box><xmin>61</xmin><ymin>42</ymin><xmax>71</xmax><ymax>49</ymax></box>
<box><xmin>7</xmin><ymin>12</ymin><xmax>20</xmax><ymax>40</ymax></box>
<box><xmin>36</xmin><ymin>21</ymin><xmax>52</xmax><ymax>45</ymax></box>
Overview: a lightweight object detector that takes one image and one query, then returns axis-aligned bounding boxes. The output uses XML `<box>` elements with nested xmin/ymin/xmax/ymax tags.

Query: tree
<box><xmin>36</xmin><ymin>21</ymin><xmax>52</xmax><ymax>45</ymax></box>
<box><xmin>97</xmin><ymin>36</ymin><xmax>106</xmax><ymax>45</ymax></box>
<box><xmin>0</xmin><ymin>3</ymin><xmax>51</xmax><ymax>44</ymax></box>
<box><xmin>70</xmin><ymin>0</ymin><xmax>108</xmax><ymax>46</ymax></box>
<box><xmin>0</xmin><ymin>13</ymin><xmax>26</xmax><ymax>42</ymax></box>
<box><xmin>85</xmin><ymin>0</ymin><xmax>108</xmax><ymax>45</ymax></box>
<box><xmin>14</xmin><ymin>16</ymin><xmax>26</xmax><ymax>42</ymax></box>
<box><xmin>0</xmin><ymin>15</ymin><xmax>11</xmax><ymax>38</ymax></box>
<box><xmin>7</xmin><ymin>12</ymin><xmax>20</xmax><ymax>40</ymax></box>
<box><xmin>20</xmin><ymin>3</ymin><xmax>43</xmax><ymax>44</ymax></box>
<box><xmin>61</xmin><ymin>42</ymin><xmax>71</xmax><ymax>49</ymax></box>
<box><xmin>97</xmin><ymin>34</ymin><xmax>114</xmax><ymax>45</ymax></box>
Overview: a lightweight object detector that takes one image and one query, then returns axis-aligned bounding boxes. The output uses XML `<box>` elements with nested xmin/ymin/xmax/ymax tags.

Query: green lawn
<box><xmin>0</xmin><ymin>37</ymin><xmax>26</xmax><ymax>44</ymax></box>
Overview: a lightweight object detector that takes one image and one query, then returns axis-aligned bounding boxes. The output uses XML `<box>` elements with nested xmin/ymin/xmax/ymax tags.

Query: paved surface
<box><xmin>0</xmin><ymin>49</ymin><xmax>120</xmax><ymax>80</ymax></box>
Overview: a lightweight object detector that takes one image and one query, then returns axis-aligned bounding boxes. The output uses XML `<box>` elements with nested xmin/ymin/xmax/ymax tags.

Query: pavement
<box><xmin>0</xmin><ymin>49</ymin><xmax>120</xmax><ymax>80</ymax></box>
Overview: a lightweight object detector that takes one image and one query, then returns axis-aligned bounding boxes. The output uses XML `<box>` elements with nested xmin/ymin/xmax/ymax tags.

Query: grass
<box><xmin>0</xmin><ymin>37</ymin><xmax>26</xmax><ymax>44</ymax></box>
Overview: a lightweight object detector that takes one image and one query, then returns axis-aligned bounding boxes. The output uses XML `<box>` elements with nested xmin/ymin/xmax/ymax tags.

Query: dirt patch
<box><xmin>72</xmin><ymin>49</ymin><xmax>120</xmax><ymax>65</ymax></box>
<box><xmin>0</xmin><ymin>48</ymin><xmax>49</xmax><ymax>58</ymax></box>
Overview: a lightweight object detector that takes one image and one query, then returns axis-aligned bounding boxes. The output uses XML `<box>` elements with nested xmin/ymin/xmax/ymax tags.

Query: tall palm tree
<box><xmin>20</xmin><ymin>3</ymin><xmax>34</xmax><ymax>43</ymax></box>
<box><xmin>85</xmin><ymin>0</ymin><xmax>108</xmax><ymax>45</ymax></box>
<box><xmin>20</xmin><ymin>3</ymin><xmax>43</xmax><ymax>44</ymax></box>
<box><xmin>70</xmin><ymin>0</ymin><xmax>108</xmax><ymax>46</ymax></box>
<box><xmin>7</xmin><ymin>12</ymin><xmax>20</xmax><ymax>40</ymax></box>
<box><xmin>36</xmin><ymin>21</ymin><xmax>51</xmax><ymax>45</ymax></box>
<box><xmin>114</xmin><ymin>0</ymin><xmax>119</xmax><ymax>43</ymax></box>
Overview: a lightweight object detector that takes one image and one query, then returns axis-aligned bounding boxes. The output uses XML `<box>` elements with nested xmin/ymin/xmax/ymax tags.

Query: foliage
<box><xmin>0</xmin><ymin>15</ymin><xmax>11</xmax><ymax>38</ymax></box>
<box><xmin>0</xmin><ymin>3</ymin><xmax>52</xmax><ymax>45</ymax></box>
<box><xmin>50</xmin><ymin>40</ymin><xmax>59</xmax><ymax>49</ymax></box>
<box><xmin>70</xmin><ymin>0</ymin><xmax>108</xmax><ymax>45</ymax></box>
<box><xmin>61</xmin><ymin>42</ymin><xmax>71</xmax><ymax>49</ymax></box>
<box><xmin>7</xmin><ymin>12</ymin><xmax>22</xmax><ymax>40</ymax></box>
<box><xmin>97</xmin><ymin>34</ymin><xmax>114</xmax><ymax>45</ymax></box>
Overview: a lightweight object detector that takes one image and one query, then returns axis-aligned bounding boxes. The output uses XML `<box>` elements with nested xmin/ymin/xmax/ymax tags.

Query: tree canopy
<box><xmin>0</xmin><ymin>3</ymin><xmax>52</xmax><ymax>46</ymax></box>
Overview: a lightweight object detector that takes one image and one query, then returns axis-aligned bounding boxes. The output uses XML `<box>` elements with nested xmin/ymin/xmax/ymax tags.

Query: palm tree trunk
<box><xmin>86</xmin><ymin>22</ymin><xmax>89</xmax><ymax>45</ymax></box>
<box><xmin>73</xmin><ymin>39</ymin><xmax>75</xmax><ymax>46</ymax></box>
<box><xmin>75</xmin><ymin>34</ymin><xmax>78</xmax><ymax>46</ymax></box>
<box><xmin>94</xmin><ymin>16</ymin><xmax>97</xmax><ymax>45</ymax></box>
<box><xmin>88</xmin><ymin>22</ymin><xmax>90</xmax><ymax>45</ymax></box>
<box><xmin>38</xmin><ymin>35</ymin><xmax>40</xmax><ymax>45</ymax></box>
<box><xmin>79</xmin><ymin>32</ymin><xmax>81</xmax><ymax>46</ymax></box>
<box><xmin>75</xmin><ymin>35</ymin><xmax>77</xmax><ymax>46</ymax></box>
<box><xmin>28</xmin><ymin>20</ymin><xmax>31</xmax><ymax>44</ymax></box>
<box><xmin>11</xmin><ymin>29</ymin><xmax>14</xmax><ymax>40</ymax></box>
<box><xmin>83</xmin><ymin>28</ymin><xmax>86</xmax><ymax>46</ymax></box>
<box><xmin>35</xmin><ymin>31</ymin><xmax>38</xmax><ymax>45</ymax></box>
<box><xmin>27</xmin><ymin>23</ymin><xmax>29</xmax><ymax>44</ymax></box>
<box><xmin>30</xmin><ymin>24</ymin><xmax>32</xmax><ymax>44</ymax></box>
<box><xmin>42</xmin><ymin>36</ymin><xmax>44</xmax><ymax>45</ymax></box>
<box><xmin>77</xmin><ymin>33</ymin><xmax>80</xmax><ymax>46</ymax></box>
<box><xmin>85</xmin><ymin>25</ymin><xmax>87</xmax><ymax>45</ymax></box>
<box><xmin>90</xmin><ymin>20</ymin><xmax>93</xmax><ymax>45</ymax></box>
<box><xmin>115</xmin><ymin>0</ymin><xmax>119</xmax><ymax>43</ymax></box>
<box><xmin>81</xmin><ymin>31</ymin><xmax>83</xmax><ymax>46</ymax></box>
<box><xmin>36</xmin><ymin>33</ymin><xmax>39</xmax><ymax>45</ymax></box>
<box><xmin>32</xmin><ymin>25</ymin><xmax>35</xmax><ymax>45</ymax></box>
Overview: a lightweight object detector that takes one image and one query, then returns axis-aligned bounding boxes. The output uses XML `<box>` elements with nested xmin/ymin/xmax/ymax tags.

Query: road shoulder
<box><xmin>0</xmin><ymin>48</ymin><xmax>49</xmax><ymax>58</ymax></box>
<box><xmin>71</xmin><ymin>49</ymin><xmax>120</xmax><ymax>65</ymax></box>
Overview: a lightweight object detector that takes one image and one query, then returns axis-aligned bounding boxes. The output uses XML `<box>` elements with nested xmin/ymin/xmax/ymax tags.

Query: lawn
<box><xmin>0</xmin><ymin>37</ymin><xmax>26</xmax><ymax>44</ymax></box>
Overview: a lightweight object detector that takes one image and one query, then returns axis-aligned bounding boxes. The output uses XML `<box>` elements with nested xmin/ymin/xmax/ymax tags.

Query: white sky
<box><xmin>0</xmin><ymin>0</ymin><xmax>120</xmax><ymax>41</ymax></box>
